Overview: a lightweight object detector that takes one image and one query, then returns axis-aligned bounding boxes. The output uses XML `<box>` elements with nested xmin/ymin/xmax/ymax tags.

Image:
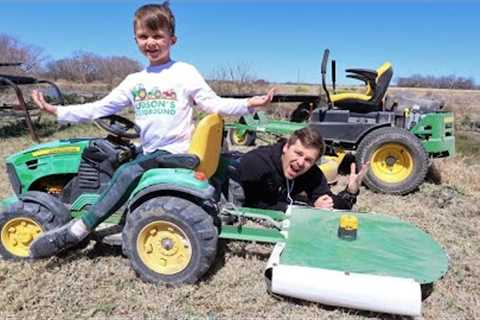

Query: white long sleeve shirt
<box><xmin>57</xmin><ymin>60</ymin><xmax>251</xmax><ymax>154</ymax></box>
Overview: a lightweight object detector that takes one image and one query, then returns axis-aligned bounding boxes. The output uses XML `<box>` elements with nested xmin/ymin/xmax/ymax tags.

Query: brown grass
<box><xmin>0</xmin><ymin>86</ymin><xmax>480</xmax><ymax>319</ymax></box>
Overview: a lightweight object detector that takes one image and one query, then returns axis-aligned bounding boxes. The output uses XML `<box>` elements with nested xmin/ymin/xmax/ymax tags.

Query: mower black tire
<box><xmin>0</xmin><ymin>191</ymin><xmax>71</xmax><ymax>260</ymax></box>
<box><xmin>122</xmin><ymin>196</ymin><xmax>218</xmax><ymax>284</ymax></box>
<box><xmin>228</xmin><ymin>128</ymin><xmax>256</xmax><ymax>146</ymax></box>
<box><xmin>290</xmin><ymin>102</ymin><xmax>313</xmax><ymax>123</ymax></box>
<box><xmin>356</xmin><ymin>127</ymin><xmax>429</xmax><ymax>195</ymax></box>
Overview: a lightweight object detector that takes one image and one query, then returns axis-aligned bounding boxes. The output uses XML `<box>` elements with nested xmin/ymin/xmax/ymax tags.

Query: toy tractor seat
<box><xmin>331</xmin><ymin>62</ymin><xmax>393</xmax><ymax>113</ymax></box>
<box><xmin>139</xmin><ymin>113</ymin><xmax>224</xmax><ymax>177</ymax></box>
<box><xmin>187</xmin><ymin>113</ymin><xmax>224</xmax><ymax>178</ymax></box>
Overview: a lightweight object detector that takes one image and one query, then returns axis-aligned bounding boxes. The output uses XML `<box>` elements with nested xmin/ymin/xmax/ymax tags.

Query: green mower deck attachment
<box><xmin>220</xmin><ymin>206</ymin><xmax>448</xmax><ymax>316</ymax></box>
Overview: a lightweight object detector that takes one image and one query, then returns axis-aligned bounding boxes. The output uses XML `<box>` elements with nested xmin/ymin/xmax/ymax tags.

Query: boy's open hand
<box><xmin>347</xmin><ymin>162</ymin><xmax>369</xmax><ymax>194</ymax></box>
<box><xmin>247</xmin><ymin>88</ymin><xmax>276</xmax><ymax>108</ymax></box>
<box><xmin>32</xmin><ymin>89</ymin><xmax>58</xmax><ymax>115</ymax></box>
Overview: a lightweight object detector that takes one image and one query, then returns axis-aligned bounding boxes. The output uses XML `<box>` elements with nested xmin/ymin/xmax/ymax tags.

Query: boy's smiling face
<box><xmin>135</xmin><ymin>25</ymin><xmax>176</xmax><ymax>66</ymax></box>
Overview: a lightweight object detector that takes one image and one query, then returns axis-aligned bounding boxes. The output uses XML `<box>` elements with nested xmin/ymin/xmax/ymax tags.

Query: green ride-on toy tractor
<box><xmin>0</xmin><ymin>112</ymin><xmax>449</xmax><ymax>316</ymax></box>
<box><xmin>226</xmin><ymin>49</ymin><xmax>455</xmax><ymax>195</ymax></box>
<box><xmin>0</xmin><ymin>114</ymin><xmax>227</xmax><ymax>284</ymax></box>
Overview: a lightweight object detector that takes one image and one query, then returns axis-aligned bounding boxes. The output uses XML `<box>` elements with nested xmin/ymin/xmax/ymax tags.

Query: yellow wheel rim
<box><xmin>232</xmin><ymin>130</ymin><xmax>247</xmax><ymax>145</ymax></box>
<box><xmin>1</xmin><ymin>217</ymin><xmax>43</xmax><ymax>257</ymax></box>
<box><xmin>137</xmin><ymin>221</ymin><xmax>192</xmax><ymax>275</ymax></box>
<box><xmin>371</xmin><ymin>143</ymin><xmax>414</xmax><ymax>184</ymax></box>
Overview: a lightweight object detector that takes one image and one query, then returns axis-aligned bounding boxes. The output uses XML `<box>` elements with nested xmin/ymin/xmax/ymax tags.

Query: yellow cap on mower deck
<box><xmin>338</xmin><ymin>214</ymin><xmax>358</xmax><ymax>240</ymax></box>
<box><xmin>339</xmin><ymin>215</ymin><xmax>358</xmax><ymax>230</ymax></box>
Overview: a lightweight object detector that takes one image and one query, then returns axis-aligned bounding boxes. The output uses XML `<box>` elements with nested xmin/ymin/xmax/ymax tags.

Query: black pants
<box><xmin>80</xmin><ymin>149</ymin><xmax>169</xmax><ymax>230</ymax></box>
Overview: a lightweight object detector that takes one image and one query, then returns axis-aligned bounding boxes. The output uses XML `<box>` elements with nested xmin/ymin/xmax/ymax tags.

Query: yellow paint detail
<box><xmin>1</xmin><ymin>217</ymin><xmax>43</xmax><ymax>257</ymax></box>
<box><xmin>371</xmin><ymin>143</ymin><xmax>414</xmax><ymax>184</ymax></box>
<box><xmin>339</xmin><ymin>215</ymin><xmax>358</xmax><ymax>230</ymax></box>
<box><xmin>444</xmin><ymin>116</ymin><xmax>454</xmax><ymax>123</ymax></box>
<box><xmin>188</xmin><ymin>113</ymin><xmax>224</xmax><ymax>178</ymax></box>
<box><xmin>331</xmin><ymin>92</ymin><xmax>371</xmax><ymax>102</ymax></box>
<box><xmin>47</xmin><ymin>186</ymin><xmax>63</xmax><ymax>194</ymax></box>
<box><xmin>376</xmin><ymin>62</ymin><xmax>392</xmax><ymax>81</ymax></box>
<box><xmin>137</xmin><ymin>220</ymin><xmax>192</xmax><ymax>275</ymax></box>
<box><xmin>32</xmin><ymin>146</ymin><xmax>81</xmax><ymax>157</ymax></box>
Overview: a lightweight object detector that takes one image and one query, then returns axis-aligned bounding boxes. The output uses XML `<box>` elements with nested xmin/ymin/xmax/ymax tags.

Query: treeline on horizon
<box><xmin>0</xmin><ymin>33</ymin><xmax>141</xmax><ymax>85</ymax></box>
<box><xmin>1</xmin><ymin>33</ymin><xmax>478</xmax><ymax>90</ymax></box>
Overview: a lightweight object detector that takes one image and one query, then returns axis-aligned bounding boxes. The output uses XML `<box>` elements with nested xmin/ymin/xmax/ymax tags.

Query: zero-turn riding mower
<box><xmin>226</xmin><ymin>49</ymin><xmax>455</xmax><ymax>195</ymax></box>
<box><xmin>0</xmin><ymin>112</ymin><xmax>448</xmax><ymax>316</ymax></box>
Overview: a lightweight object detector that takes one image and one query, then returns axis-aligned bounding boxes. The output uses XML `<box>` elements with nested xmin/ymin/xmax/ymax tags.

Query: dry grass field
<box><xmin>0</xmin><ymin>85</ymin><xmax>479</xmax><ymax>319</ymax></box>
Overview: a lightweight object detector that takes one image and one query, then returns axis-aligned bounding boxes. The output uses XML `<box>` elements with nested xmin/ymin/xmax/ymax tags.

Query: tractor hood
<box><xmin>5</xmin><ymin>138</ymin><xmax>91</xmax><ymax>195</ymax></box>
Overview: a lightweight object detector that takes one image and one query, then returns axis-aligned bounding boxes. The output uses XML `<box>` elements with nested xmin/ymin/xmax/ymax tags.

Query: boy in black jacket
<box><xmin>237</xmin><ymin>127</ymin><xmax>368</xmax><ymax>212</ymax></box>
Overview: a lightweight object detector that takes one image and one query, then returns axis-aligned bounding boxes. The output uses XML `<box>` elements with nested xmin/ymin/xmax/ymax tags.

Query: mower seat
<box><xmin>188</xmin><ymin>113</ymin><xmax>224</xmax><ymax>178</ymax></box>
<box><xmin>331</xmin><ymin>62</ymin><xmax>393</xmax><ymax>113</ymax></box>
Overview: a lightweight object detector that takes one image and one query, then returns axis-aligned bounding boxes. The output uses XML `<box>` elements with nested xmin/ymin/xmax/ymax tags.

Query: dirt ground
<box><xmin>0</xmin><ymin>86</ymin><xmax>479</xmax><ymax>319</ymax></box>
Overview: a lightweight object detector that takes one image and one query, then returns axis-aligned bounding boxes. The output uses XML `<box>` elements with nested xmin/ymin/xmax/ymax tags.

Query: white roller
<box><xmin>270</xmin><ymin>265</ymin><xmax>421</xmax><ymax>316</ymax></box>
<box><xmin>265</xmin><ymin>243</ymin><xmax>422</xmax><ymax>316</ymax></box>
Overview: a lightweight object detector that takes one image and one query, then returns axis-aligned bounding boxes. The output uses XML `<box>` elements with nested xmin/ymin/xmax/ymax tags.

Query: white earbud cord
<box><xmin>286</xmin><ymin>178</ymin><xmax>295</xmax><ymax>207</ymax></box>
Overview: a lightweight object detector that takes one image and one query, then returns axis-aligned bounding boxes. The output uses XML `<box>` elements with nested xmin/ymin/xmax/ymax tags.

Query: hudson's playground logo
<box><xmin>132</xmin><ymin>84</ymin><xmax>178</xmax><ymax>116</ymax></box>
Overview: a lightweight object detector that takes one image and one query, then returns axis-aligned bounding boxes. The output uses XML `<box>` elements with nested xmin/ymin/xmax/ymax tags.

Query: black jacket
<box><xmin>237</xmin><ymin>141</ymin><xmax>357</xmax><ymax>212</ymax></box>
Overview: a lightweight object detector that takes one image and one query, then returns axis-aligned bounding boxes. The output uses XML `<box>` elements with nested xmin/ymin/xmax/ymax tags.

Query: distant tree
<box><xmin>43</xmin><ymin>51</ymin><xmax>142</xmax><ymax>84</ymax></box>
<box><xmin>207</xmin><ymin>63</ymin><xmax>268</xmax><ymax>95</ymax></box>
<box><xmin>100</xmin><ymin>56</ymin><xmax>143</xmax><ymax>85</ymax></box>
<box><xmin>0</xmin><ymin>33</ymin><xmax>45</xmax><ymax>75</ymax></box>
<box><xmin>397</xmin><ymin>74</ymin><xmax>476</xmax><ymax>90</ymax></box>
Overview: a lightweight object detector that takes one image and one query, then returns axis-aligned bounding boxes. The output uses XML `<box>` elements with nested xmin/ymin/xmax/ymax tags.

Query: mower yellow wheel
<box><xmin>371</xmin><ymin>143</ymin><xmax>414</xmax><ymax>184</ymax></box>
<box><xmin>229</xmin><ymin>128</ymin><xmax>256</xmax><ymax>146</ymax></box>
<box><xmin>1</xmin><ymin>217</ymin><xmax>42</xmax><ymax>257</ymax></box>
<box><xmin>318</xmin><ymin>152</ymin><xmax>346</xmax><ymax>184</ymax></box>
<box><xmin>232</xmin><ymin>130</ymin><xmax>247</xmax><ymax>145</ymax></box>
<box><xmin>136</xmin><ymin>220</ymin><xmax>192</xmax><ymax>275</ymax></box>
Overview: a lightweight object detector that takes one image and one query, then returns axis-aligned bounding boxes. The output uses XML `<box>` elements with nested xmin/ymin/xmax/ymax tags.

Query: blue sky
<box><xmin>1</xmin><ymin>1</ymin><xmax>479</xmax><ymax>85</ymax></box>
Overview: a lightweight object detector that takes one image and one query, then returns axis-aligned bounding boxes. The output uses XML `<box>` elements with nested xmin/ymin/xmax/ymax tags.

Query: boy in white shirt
<box><xmin>29</xmin><ymin>2</ymin><xmax>274</xmax><ymax>258</ymax></box>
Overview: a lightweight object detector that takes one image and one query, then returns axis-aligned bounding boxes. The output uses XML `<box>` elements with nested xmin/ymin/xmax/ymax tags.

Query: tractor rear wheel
<box><xmin>356</xmin><ymin>127</ymin><xmax>429</xmax><ymax>195</ymax></box>
<box><xmin>122</xmin><ymin>196</ymin><xmax>217</xmax><ymax>284</ymax></box>
<box><xmin>0</xmin><ymin>191</ymin><xmax>71</xmax><ymax>259</ymax></box>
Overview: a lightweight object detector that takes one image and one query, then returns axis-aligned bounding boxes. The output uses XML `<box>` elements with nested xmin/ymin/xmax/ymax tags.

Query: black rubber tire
<box><xmin>0</xmin><ymin>191</ymin><xmax>71</xmax><ymax>260</ymax></box>
<box><xmin>228</xmin><ymin>128</ymin><xmax>256</xmax><ymax>146</ymax></box>
<box><xmin>290</xmin><ymin>102</ymin><xmax>313</xmax><ymax>123</ymax></box>
<box><xmin>356</xmin><ymin>127</ymin><xmax>429</xmax><ymax>195</ymax></box>
<box><xmin>122</xmin><ymin>196</ymin><xmax>218</xmax><ymax>284</ymax></box>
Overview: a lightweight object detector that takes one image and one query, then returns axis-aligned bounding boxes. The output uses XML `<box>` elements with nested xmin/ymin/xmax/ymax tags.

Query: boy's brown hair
<box><xmin>134</xmin><ymin>1</ymin><xmax>175</xmax><ymax>36</ymax></box>
<box><xmin>287</xmin><ymin>127</ymin><xmax>325</xmax><ymax>158</ymax></box>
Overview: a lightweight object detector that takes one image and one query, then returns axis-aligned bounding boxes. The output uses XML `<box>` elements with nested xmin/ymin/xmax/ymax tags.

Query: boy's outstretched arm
<box><xmin>32</xmin><ymin>89</ymin><xmax>58</xmax><ymax>115</ymax></box>
<box><xmin>247</xmin><ymin>87</ymin><xmax>276</xmax><ymax>108</ymax></box>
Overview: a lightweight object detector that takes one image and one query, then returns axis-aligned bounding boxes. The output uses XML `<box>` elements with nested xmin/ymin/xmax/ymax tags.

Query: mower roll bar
<box><xmin>321</xmin><ymin>49</ymin><xmax>333</xmax><ymax>108</ymax></box>
<box><xmin>331</xmin><ymin>60</ymin><xmax>336</xmax><ymax>94</ymax></box>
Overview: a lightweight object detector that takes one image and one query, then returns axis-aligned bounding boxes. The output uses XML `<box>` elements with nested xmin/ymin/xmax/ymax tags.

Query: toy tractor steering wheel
<box><xmin>95</xmin><ymin>114</ymin><xmax>140</xmax><ymax>139</ymax></box>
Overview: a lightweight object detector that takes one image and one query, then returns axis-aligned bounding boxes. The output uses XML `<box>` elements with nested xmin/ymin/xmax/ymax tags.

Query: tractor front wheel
<box><xmin>122</xmin><ymin>196</ymin><xmax>218</xmax><ymax>284</ymax></box>
<box><xmin>356</xmin><ymin>127</ymin><xmax>429</xmax><ymax>195</ymax></box>
<box><xmin>0</xmin><ymin>192</ymin><xmax>71</xmax><ymax>259</ymax></box>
